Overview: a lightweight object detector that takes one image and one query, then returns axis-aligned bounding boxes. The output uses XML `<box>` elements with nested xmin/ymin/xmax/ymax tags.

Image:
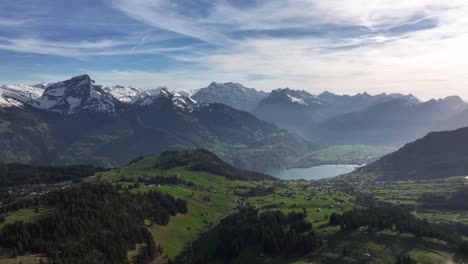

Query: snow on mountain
<box><xmin>146</xmin><ymin>87</ymin><xmax>166</xmax><ymax>96</ymax></box>
<box><xmin>192</xmin><ymin>82</ymin><xmax>268</xmax><ymax>112</ymax></box>
<box><xmin>0</xmin><ymin>84</ymin><xmax>44</xmax><ymax>108</ymax></box>
<box><xmin>103</xmin><ymin>85</ymin><xmax>145</xmax><ymax>104</ymax></box>
<box><xmin>261</xmin><ymin>88</ymin><xmax>322</xmax><ymax>107</ymax></box>
<box><xmin>32</xmin><ymin>83</ymin><xmax>49</xmax><ymax>89</ymax></box>
<box><xmin>157</xmin><ymin>88</ymin><xmax>197</xmax><ymax>111</ymax></box>
<box><xmin>35</xmin><ymin>74</ymin><xmax>118</xmax><ymax>114</ymax></box>
<box><xmin>286</xmin><ymin>94</ymin><xmax>307</xmax><ymax>105</ymax></box>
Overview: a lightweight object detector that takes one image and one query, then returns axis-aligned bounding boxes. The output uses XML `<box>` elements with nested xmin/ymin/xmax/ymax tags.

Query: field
<box><xmin>0</xmin><ymin>206</ymin><xmax>55</xmax><ymax>229</ymax></box>
<box><xmin>291</xmin><ymin>145</ymin><xmax>396</xmax><ymax>168</ymax></box>
<box><xmin>95</xmin><ymin>157</ymin><xmax>360</xmax><ymax>261</ymax></box>
<box><xmin>362</xmin><ymin>176</ymin><xmax>468</xmax><ymax>224</ymax></box>
<box><xmin>2</xmin><ymin>154</ymin><xmax>468</xmax><ymax>263</ymax></box>
<box><xmin>314</xmin><ymin>230</ymin><xmax>459</xmax><ymax>264</ymax></box>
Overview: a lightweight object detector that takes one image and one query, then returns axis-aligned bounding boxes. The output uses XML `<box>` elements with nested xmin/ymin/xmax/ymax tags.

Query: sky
<box><xmin>1</xmin><ymin>0</ymin><xmax>468</xmax><ymax>100</ymax></box>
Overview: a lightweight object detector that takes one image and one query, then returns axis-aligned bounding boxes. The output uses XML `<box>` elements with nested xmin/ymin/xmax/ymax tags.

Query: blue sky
<box><xmin>1</xmin><ymin>0</ymin><xmax>468</xmax><ymax>99</ymax></box>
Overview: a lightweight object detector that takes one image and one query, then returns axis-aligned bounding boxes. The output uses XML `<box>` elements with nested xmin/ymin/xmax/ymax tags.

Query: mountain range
<box><xmin>191</xmin><ymin>82</ymin><xmax>268</xmax><ymax>112</ymax></box>
<box><xmin>0</xmin><ymin>75</ymin><xmax>313</xmax><ymax>171</ymax></box>
<box><xmin>195</xmin><ymin>86</ymin><xmax>465</xmax><ymax>147</ymax></box>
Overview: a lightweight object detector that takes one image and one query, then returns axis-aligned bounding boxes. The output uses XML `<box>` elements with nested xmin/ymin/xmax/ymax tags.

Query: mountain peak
<box><xmin>0</xmin><ymin>84</ymin><xmax>44</xmax><ymax>108</ymax></box>
<box><xmin>70</xmin><ymin>74</ymin><xmax>93</xmax><ymax>85</ymax></box>
<box><xmin>442</xmin><ymin>95</ymin><xmax>463</xmax><ymax>104</ymax></box>
<box><xmin>103</xmin><ymin>85</ymin><xmax>144</xmax><ymax>104</ymax></box>
<box><xmin>35</xmin><ymin>74</ymin><xmax>117</xmax><ymax>115</ymax></box>
<box><xmin>192</xmin><ymin>82</ymin><xmax>267</xmax><ymax>112</ymax></box>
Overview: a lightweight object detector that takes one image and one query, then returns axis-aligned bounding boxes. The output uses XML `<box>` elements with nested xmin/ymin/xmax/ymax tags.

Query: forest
<box><xmin>0</xmin><ymin>184</ymin><xmax>187</xmax><ymax>264</ymax></box>
<box><xmin>0</xmin><ymin>163</ymin><xmax>103</xmax><ymax>187</ymax></box>
<box><xmin>330</xmin><ymin>206</ymin><xmax>468</xmax><ymax>257</ymax></box>
<box><xmin>193</xmin><ymin>207</ymin><xmax>320</xmax><ymax>263</ymax></box>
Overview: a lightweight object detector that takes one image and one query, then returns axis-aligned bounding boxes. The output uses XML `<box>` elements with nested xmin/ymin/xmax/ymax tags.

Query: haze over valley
<box><xmin>2</xmin><ymin>1</ymin><xmax>468</xmax><ymax>263</ymax></box>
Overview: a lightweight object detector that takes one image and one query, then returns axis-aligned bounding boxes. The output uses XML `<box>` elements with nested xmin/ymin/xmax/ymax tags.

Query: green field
<box><xmin>0</xmin><ymin>206</ymin><xmax>55</xmax><ymax>229</ymax></box>
<box><xmin>2</xmin><ymin>154</ymin><xmax>468</xmax><ymax>263</ymax></box>
<box><xmin>291</xmin><ymin>145</ymin><xmax>396</xmax><ymax>168</ymax></box>
<box><xmin>362</xmin><ymin>176</ymin><xmax>468</xmax><ymax>225</ymax></box>
<box><xmin>315</xmin><ymin>230</ymin><xmax>457</xmax><ymax>264</ymax></box>
<box><xmin>94</xmin><ymin>157</ymin><xmax>360</xmax><ymax>260</ymax></box>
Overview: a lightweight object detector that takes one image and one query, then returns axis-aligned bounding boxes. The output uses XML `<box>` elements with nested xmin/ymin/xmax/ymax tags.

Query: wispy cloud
<box><xmin>2</xmin><ymin>0</ymin><xmax>468</xmax><ymax>99</ymax></box>
<box><xmin>102</xmin><ymin>0</ymin><xmax>468</xmax><ymax>99</ymax></box>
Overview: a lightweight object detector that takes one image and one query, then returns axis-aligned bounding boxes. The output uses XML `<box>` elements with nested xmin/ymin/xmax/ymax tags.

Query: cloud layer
<box><xmin>2</xmin><ymin>0</ymin><xmax>468</xmax><ymax>99</ymax></box>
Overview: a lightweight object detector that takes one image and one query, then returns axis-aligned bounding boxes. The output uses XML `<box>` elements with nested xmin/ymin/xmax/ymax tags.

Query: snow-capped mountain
<box><xmin>0</xmin><ymin>74</ymin><xmax>201</xmax><ymax>114</ymax></box>
<box><xmin>103</xmin><ymin>85</ymin><xmax>146</xmax><ymax>104</ymax></box>
<box><xmin>261</xmin><ymin>88</ymin><xmax>323</xmax><ymax>107</ymax></box>
<box><xmin>0</xmin><ymin>75</ymin><xmax>314</xmax><ymax>172</ymax></box>
<box><xmin>0</xmin><ymin>84</ymin><xmax>44</xmax><ymax>108</ymax></box>
<box><xmin>35</xmin><ymin>74</ymin><xmax>119</xmax><ymax>114</ymax></box>
<box><xmin>32</xmin><ymin>83</ymin><xmax>49</xmax><ymax>89</ymax></box>
<box><xmin>156</xmin><ymin>88</ymin><xmax>197</xmax><ymax>111</ymax></box>
<box><xmin>146</xmin><ymin>87</ymin><xmax>166</xmax><ymax>96</ymax></box>
<box><xmin>253</xmin><ymin>88</ymin><xmax>425</xmax><ymax>137</ymax></box>
<box><xmin>192</xmin><ymin>82</ymin><xmax>268</xmax><ymax>112</ymax></box>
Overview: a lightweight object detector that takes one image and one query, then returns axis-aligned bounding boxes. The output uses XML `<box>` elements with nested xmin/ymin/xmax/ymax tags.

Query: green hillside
<box><xmin>2</xmin><ymin>150</ymin><xmax>468</xmax><ymax>263</ymax></box>
<box><xmin>290</xmin><ymin>145</ymin><xmax>396</xmax><ymax>168</ymax></box>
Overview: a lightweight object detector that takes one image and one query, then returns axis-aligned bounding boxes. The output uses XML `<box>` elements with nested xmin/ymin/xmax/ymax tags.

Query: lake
<box><xmin>270</xmin><ymin>164</ymin><xmax>360</xmax><ymax>180</ymax></box>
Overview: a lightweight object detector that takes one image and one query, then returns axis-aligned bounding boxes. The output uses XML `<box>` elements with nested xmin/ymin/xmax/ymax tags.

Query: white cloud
<box><xmin>0</xmin><ymin>35</ymin><xmax>194</xmax><ymax>57</ymax></box>
<box><xmin>3</xmin><ymin>0</ymin><xmax>468</xmax><ymax>99</ymax></box>
<box><xmin>103</xmin><ymin>0</ymin><xmax>468</xmax><ymax>99</ymax></box>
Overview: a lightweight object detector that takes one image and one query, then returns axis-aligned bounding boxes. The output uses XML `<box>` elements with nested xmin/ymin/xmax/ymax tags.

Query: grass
<box><xmin>362</xmin><ymin>176</ymin><xmax>468</xmax><ymax>224</ymax></box>
<box><xmin>291</xmin><ymin>145</ymin><xmax>396</xmax><ymax>168</ymax></box>
<box><xmin>245</xmin><ymin>182</ymin><xmax>357</xmax><ymax>237</ymax></box>
<box><xmin>314</xmin><ymin>230</ymin><xmax>457</xmax><ymax>264</ymax></box>
<box><xmin>3</xmin><ymin>154</ymin><xmax>466</xmax><ymax>263</ymax></box>
<box><xmin>0</xmin><ymin>255</ymin><xmax>47</xmax><ymax>264</ymax></box>
<box><xmin>0</xmin><ymin>206</ymin><xmax>55</xmax><ymax>229</ymax></box>
<box><xmin>95</xmin><ymin>156</ymin><xmax>360</xmax><ymax>259</ymax></box>
<box><xmin>139</xmin><ymin>185</ymin><xmax>236</xmax><ymax>258</ymax></box>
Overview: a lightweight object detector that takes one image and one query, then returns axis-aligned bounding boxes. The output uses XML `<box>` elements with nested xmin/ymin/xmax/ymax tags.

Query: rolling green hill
<box><xmin>290</xmin><ymin>145</ymin><xmax>396</xmax><ymax>168</ymax></box>
<box><xmin>346</xmin><ymin>127</ymin><xmax>468</xmax><ymax>182</ymax></box>
<box><xmin>1</xmin><ymin>150</ymin><xmax>467</xmax><ymax>264</ymax></box>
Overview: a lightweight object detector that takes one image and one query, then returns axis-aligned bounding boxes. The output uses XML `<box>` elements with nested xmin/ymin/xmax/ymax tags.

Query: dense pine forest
<box><xmin>0</xmin><ymin>163</ymin><xmax>104</xmax><ymax>187</ymax></box>
<box><xmin>0</xmin><ymin>184</ymin><xmax>187</xmax><ymax>263</ymax></box>
<box><xmin>330</xmin><ymin>207</ymin><xmax>468</xmax><ymax>257</ymax></box>
<box><xmin>193</xmin><ymin>207</ymin><xmax>320</xmax><ymax>263</ymax></box>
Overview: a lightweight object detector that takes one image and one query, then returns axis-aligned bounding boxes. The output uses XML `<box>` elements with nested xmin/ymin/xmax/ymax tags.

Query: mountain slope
<box><xmin>351</xmin><ymin>126</ymin><xmax>468</xmax><ymax>181</ymax></box>
<box><xmin>102</xmin><ymin>85</ymin><xmax>146</xmax><ymax>103</ymax></box>
<box><xmin>35</xmin><ymin>74</ymin><xmax>119</xmax><ymax>114</ymax></box>
<box><xmin>0</xmin><ymin>84</ymin><xmax>44</xmax><ymax>108</ymax></box>
<box><xmin>0</xmin><ymin>75</ymin><xmax>314</xmax><ymax>172</ymax></box>
<box><xmin>192</xmin><ymin>82</ymin><xmax>268</xmax><ymax>112</ymax></box>
<box><xmin>253</xmin><ymin>89</ymin><xmax>419</xmax><ymax>137</ymax></box>
<box><xmin>253</xmin><ymin>88</ymin><xmax>326</xmax><ymax>135</ymax></box>
<box><xmin>155</xmin><ymin>149</ymin><xmax>275</xmax><ymax>181</ymax></box>
<box><xmin>314</xmin><ymin>96</ymin><xmax>468</xmax><ymax>146</ymax></box>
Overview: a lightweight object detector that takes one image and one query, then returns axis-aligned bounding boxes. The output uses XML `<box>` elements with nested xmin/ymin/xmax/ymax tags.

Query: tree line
<box><xmin>0</xmin><ymin>163</ymin><xmax>104</xmax><ymax>188</ymax></box>
<box><xmin>329</xmin><ymin>207</ymin><xmax>453</xmax><ymax>241</ymax></box>
<box><xmin>0</xmin><ymin>184</ymin><xmax>187</xmax><ymax>263</ymax></box>
<box><xmin>194</xmin><ymin>207</ymin><xmax>320</xmax><ymax>263</ymax></box>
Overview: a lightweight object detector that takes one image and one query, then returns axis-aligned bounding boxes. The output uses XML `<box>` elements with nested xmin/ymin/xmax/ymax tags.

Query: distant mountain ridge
<box><xmin>191</xmin><ymin>82</ymin><xmax>268</xmax><ymax>112</ymax></box>
<box><xmin>0</xmin><ymin>75</ymin><xmax>314</xmax><ymax>172</ymax></box>
<box><xmin>348</xmin><ymin>126</ymin><xmax>468</xmax><ymax>181</ymax></box>
<box><xmin>250</xmin><ymin>87</ymin><xmax>468</xmax><ymax>146</ymax></box>
<box><xmin>315</xmin><ymin>96</ymin><xmax>468</xmax><ymax>145</ymax></box>
<box><xmin>252</xmin><ymin>88</ymin><xmax>422</xmax><ymax>137</ymax></box>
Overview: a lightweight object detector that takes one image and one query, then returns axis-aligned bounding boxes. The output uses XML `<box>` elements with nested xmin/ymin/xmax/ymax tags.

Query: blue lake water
<box><xmin>270</xmin><ymin>164</ymin><xmax>360</xmax><ymax>180</ymax></box>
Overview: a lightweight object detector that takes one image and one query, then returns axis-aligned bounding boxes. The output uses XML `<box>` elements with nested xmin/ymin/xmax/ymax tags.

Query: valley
<box><xmin>2</xmin><ymin>149</ymin><xmax>468</xmax><ymax>263</ymax></box>
<box><xmin>3</xmin><ymin>1</ymin><xmax>468</xmax><ymax>263</ymax></box>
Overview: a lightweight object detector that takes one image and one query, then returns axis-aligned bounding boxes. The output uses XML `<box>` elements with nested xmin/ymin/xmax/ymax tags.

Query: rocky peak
<box><xmin>35</xmin><ymin>74</ymin><xmax>118</xmax><ymax>115</ymax></box>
